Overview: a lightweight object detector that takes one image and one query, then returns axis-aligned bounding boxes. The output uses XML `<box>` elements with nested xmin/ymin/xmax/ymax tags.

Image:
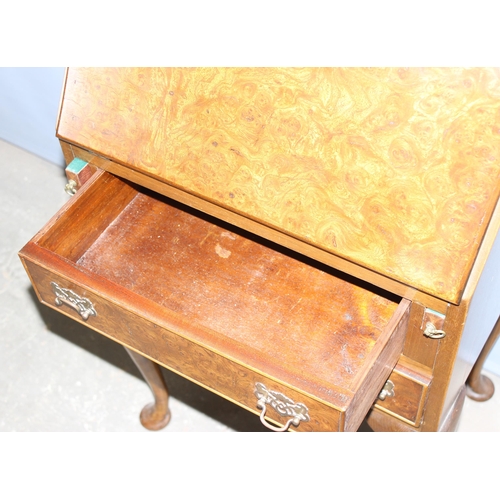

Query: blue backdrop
<box><xmin>0</xmin><ymin>67</ymin><xmax>66</xmax><ymax>166</ymax></box>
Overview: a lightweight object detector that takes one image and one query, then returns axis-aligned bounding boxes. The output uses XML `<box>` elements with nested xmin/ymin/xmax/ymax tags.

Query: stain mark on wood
<box><xmin>215</xmin><ymin>243</ymin><xmax>231</xmax><ymax>258</ymax></box>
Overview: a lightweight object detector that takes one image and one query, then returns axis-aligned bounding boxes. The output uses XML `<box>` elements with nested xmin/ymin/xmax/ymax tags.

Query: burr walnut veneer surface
<box><xmin>57</xmin><ymin>68</ymin><xmax>500</xmax><ymax>304</ymax></box>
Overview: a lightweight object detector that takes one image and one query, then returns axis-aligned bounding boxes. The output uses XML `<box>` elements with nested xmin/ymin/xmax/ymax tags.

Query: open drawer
<box><xmin>19</xmin><ymin>170</ymin><xmax>410</xmax><ymax>432</ymax></box>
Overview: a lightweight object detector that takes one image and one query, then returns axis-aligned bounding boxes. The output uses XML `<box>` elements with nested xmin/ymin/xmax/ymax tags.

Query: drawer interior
<box><xmin>26</xmin><ymin>170</ymin><xmax>409</xmax><ymax>430</ymax></box>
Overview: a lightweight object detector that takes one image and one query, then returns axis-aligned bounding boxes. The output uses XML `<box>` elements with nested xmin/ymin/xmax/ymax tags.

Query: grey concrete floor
<box><xmin>1</xmin><ymin>138</ymin><xmax>499</xmax><ymax>432</ymax></box>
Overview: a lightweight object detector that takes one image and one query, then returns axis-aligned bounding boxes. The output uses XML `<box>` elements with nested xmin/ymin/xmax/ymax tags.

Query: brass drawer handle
<box><xmin>254</xmin><ymin>382</ymin><xmax>309</xmax><ymax>432</ymax></box>
<box><xmin>51</xmin><ymin>282</ymin><xmax>97</xmax><ymax>320</ymax></box>
<box><xmin>423</xmin><ymin>322</ymin><xmax>446</xmax><ymax>339</ymax></box>
<box><xmin>378</xmin><ymin>380</ymin><xmax>395</xmax><ymax>401</ymax></box>
<box><xmin>64</xmin><ymin>179</ymin><xmax>77</xmax><ymax>196</ymax></box>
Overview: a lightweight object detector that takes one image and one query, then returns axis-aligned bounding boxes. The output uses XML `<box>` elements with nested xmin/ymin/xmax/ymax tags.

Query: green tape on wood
<box><xmin>66</xmin><ymin>157</ymin><xmax>89</xmax><ymax>174</ymax></box>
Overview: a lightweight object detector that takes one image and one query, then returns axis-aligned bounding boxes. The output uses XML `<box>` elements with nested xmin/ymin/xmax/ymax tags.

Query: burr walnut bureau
<box><xmin>19</xmin><ymin>68</ymin><xmax>500</xmax><ymax>431</ymax></box>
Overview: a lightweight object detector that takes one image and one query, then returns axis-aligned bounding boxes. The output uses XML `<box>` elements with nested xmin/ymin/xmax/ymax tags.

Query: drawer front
<box><xmin>373</xmin><ymin>357</ymin><xmax>432</xmax><ymax>427</ymax></box>
<box><xmin>22</xmin><ymin>258</ymin><xmax>344</xmax><ymax>432</ymax></box>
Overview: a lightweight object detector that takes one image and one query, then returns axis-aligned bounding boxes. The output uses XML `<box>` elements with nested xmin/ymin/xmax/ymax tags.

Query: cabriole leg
<box><xmin>125</xmin><ymin>347</ymin><xmax>171</xmax><ymax>430</ymax></box>
<box><xmin>466</xmin><ymin>315</ymin><xmax>500</xmax><ymax>402</ymax></box>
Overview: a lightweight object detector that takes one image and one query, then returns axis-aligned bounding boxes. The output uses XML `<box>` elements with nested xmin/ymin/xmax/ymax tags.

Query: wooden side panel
<box><xmin>420</xmin><ymin>197</ymin><xmax>500</xmax><ymax>431</ymax></box>
<box><xmin>36</xmin><ymin>171</ymin><xmax>138</xmax><ymax>261</ymax></box>
<box><xmin>59</xmin><ymin>140</ymin><xmax>75</xmax><ymax>166</ymax></box>
<box><xmin>346</xmin><ymin>300</ymin><xmax>410</xmax><ymax>431</ymax></box>
<box><xmin>402</xmin><ymin>301</ymin><xmax>441</xmax><ymax>368</ymax></box>
<box><xmin>57</xmin><ymin>67</ymin><xmax>500</xmax><ymax>304</ymax></box>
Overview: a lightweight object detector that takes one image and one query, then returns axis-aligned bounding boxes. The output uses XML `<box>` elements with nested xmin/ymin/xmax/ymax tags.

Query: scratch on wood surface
<box><xmin>198</xmin><ymin>228</ymin><xmax>217</xmax><ymax>246</ymax></box>
<box><xmin>289</xmin><ymin>297</ymin><xmax>303</xmax><ymax>311</ymax></box>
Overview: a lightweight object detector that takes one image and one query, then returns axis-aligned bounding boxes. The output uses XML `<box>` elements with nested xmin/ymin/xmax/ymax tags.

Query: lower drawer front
<box><xmin>373</xmin><ymin>357</ymin><xmax>432</xmax><ymax>427</ymax></box>
<box><xmin>23</xmin><ymin>259</ymin><xmax>344</xmax><ymax>431</ymax></box>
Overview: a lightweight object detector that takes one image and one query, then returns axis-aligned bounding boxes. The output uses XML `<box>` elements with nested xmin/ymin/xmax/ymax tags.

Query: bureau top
<box><xmin>57</xmin><ymin>68</ymin><xmax>500</xmax><ymax>305</ymax></box>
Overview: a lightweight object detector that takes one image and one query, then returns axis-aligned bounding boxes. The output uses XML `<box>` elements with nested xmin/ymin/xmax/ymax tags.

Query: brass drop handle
<box><xmin>256</xmin><ymin>399</ymin><xmax>302</xmax><ymax>431</ymax></box>
<box><xmin>51</xmin><ymin>282</ymin><xmax>97</xmax><ymax>320</ymax></box>
<box><xmin>254</xmin><ymin>382</ymin><xmax>309</xmax><ymax>432</ymax></box>
<box><xmin>423</xmin><ymin>322</ymin><xmax>446</xmax><ymax>339</ymax></box>
<box><xmin>65</xmin><ymin>179</ymin><xmax>77</xmax><ymax>196</ymax></box>
<box><xmin>378</xmin><ymin>380</ymin><xmax>395</xmax><ymax>401</ymax></box>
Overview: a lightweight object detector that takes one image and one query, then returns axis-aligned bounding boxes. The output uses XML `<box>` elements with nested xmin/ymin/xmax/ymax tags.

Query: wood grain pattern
<box><xmin>419</xmin><ymin>195</ymin><xmax>500</xmax><ymax>430</ymax></box>
<box><xmin>37</xmin><ymin>170</ymin><xmax>137</xmax><ymax>261</ymax></box>
<box><xmin>373</xmin><ymin>355</ymin><xmax>432</xmax><ymax>426</ymax></box>
<box><xmin>76</xmin><ymin>192</ymin><xmax>399</xmax><ymax>393</ymax></box>
<box><xmin>57</xmin><ymin>68</ymin><xmax>500</xmax><ymax>304</ymax></box>
<box><xmin>61</xmin><ymin>140</ymin><xmax>449</xmax><ymax>313</ymax></box>
<box><xmin>19</xmin><ymin>171</ymin><xmax>410</xmax><ymax>431</ymax></box>
<box><xmin>20</xmin><ymin>257</ymin><xmax>342</xmax><ymax>431</ymax></box>
<box><xmin>365</xmin><ymin>406</ymin><xmax>419</xmax><ymax>432</ymax></box>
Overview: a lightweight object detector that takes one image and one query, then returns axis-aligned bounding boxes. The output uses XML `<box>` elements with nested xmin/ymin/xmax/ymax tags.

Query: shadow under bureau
<box><xmin>19</xmin><ymin>68</ymin><xmax>500</xmax><ymax>431</ymax></box>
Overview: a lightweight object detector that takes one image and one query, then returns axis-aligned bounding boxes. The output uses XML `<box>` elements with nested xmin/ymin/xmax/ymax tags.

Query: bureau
<box><xmin>19</xmin><ymin>68</ymin><xmax>500</xmax><ymax>431</ymax></box>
